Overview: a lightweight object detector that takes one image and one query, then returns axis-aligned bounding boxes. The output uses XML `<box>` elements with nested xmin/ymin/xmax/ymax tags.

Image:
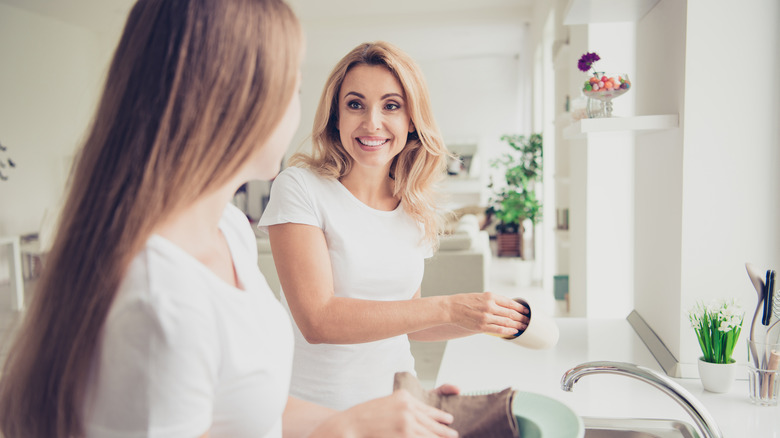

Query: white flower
<box><xmin>690</xmin><ymin>298</ymin><xmax>744</xmax><ymax>333</ymax></box>
<box><xmin>688</xmin><ymin>302</ymin><xmax>705</xmax><ymax>329</ymax></box>
<box><xmin>718</xmin><ymin>319</ymin><xmax>736</xmax><ymax>333</ymax></box>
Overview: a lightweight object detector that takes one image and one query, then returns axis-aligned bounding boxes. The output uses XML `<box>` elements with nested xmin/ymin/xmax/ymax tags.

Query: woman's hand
<box><xmin>312</xmin><ymin>389</ymin><xmax>458</xmax><ymax>437</ymax></box>
<box><xmin>446</xmin><ymin>292</ymin><xmax>530</xmax><ymax>338</ymax></box>
<box><xmin>433</xmin><ymin>383</ymin><xmax>460</xmax><ymax>397</ymax></box>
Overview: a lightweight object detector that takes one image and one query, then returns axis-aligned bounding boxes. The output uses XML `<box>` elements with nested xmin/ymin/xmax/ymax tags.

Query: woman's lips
<box><xmin>356</xmin><ymin>137</ymin><xmax>389</xmax><ymax>150</ymax></box>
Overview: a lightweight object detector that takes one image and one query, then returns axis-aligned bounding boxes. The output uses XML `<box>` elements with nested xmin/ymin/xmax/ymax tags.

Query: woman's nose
<box><xmin>363</xmin><ymin>108</ymin><xmax>382</xmax><ymax>131</ymax></box>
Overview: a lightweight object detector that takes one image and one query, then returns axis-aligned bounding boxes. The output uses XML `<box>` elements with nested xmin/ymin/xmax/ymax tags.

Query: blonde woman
<box><xmin>259</xmin><ymin>41</ymin><xmax>530</xmax><ymax>410</ymax></box>
<box><xmin>0</xmin><ymin>3</ymin><xmax>459</xmax><ymax>438</ymax></box>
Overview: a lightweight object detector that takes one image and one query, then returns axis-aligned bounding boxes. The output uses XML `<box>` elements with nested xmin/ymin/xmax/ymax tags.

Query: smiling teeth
<box><xmin>358</xmin><ymin>138</ymin><xmax>387</xmax><ymax>147</ymax></box>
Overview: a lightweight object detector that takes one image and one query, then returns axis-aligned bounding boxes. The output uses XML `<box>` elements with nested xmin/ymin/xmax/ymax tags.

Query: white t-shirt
<box><xmin>258</xmin><ymin>166</ymin><xmax>431</xmax><ymax>410</ymax></box>
<box><xmin>83</xmin><ymin>204</ymin><xmax>293</xmax><ymax>438</ymax></box>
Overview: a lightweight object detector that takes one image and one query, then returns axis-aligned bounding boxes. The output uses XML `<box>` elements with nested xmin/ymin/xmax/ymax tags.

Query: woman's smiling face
<box><xmin>337</xmin><ymin>64</ymin><xmax>414</xmax><ymax>173</ymax></box>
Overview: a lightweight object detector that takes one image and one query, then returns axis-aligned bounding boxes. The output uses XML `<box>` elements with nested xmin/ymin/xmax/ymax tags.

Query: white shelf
<box><xmin>563</xmin><ymin>0</ymin><xmax>660</xmax><ymax>25</ymax></box>
<box><xmin>562</xmin><ymin>114</ymin><xmax>678</xmax><ymax>139</ymax></box>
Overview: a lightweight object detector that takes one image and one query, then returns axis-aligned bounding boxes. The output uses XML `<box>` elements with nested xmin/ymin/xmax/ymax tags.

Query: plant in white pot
<box><xmin>486</xmin><ymin>133</ymin><xmax>542</xmax><ymax>258</ymax></box>
<box><xmin>689</xmin><ymin>299</ymin><xmax>744</xmax><ymax>393</ymax></box>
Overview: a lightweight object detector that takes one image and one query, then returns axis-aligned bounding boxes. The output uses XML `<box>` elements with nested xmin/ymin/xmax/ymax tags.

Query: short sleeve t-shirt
<box><xmin>83</xmin><ymin>204</ymin><xmax>293</xmax><ymax>438</ymax></box>
<box><xmin>258</xmin><ymin>166</ymin><xmax>431</xmax><ymax>410</ymax></box>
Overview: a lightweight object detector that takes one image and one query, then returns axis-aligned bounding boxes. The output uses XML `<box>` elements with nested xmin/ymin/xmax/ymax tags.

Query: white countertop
<box><xmin>435</xmin><ymin>318</ymin><xmax>780</xmax><ymax>438</ymax></box>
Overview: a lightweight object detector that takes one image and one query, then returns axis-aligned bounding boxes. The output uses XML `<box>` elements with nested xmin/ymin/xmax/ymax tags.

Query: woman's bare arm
<box><xmin>268</xmin><ymin>223</ymin><xmax>527</xmax><ymax>344</ymax></box>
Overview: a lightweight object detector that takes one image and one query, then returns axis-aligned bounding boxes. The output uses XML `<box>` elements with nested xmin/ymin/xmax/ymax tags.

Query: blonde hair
<box><xmin>0</xmin><ymin>0</ymin><xmax>302</xmax><ymax>436</ymax></box>
<box><xmin>290</xmin><ymin>41</ymin><xmax>449</xmax><ymax>245</ymax></box>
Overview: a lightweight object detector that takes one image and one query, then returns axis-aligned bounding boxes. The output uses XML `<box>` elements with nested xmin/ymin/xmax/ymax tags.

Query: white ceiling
<box><xmin>0</xmin><ymin>0</ymin><xmax>535</xmax><ymax>63</ymax></box>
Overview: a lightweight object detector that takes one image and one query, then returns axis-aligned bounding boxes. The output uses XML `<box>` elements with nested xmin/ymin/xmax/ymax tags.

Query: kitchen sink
<box><xmin>583</xmin><ymin>417</ymin><xmax>700</xmax><ymax>438</ymax></box>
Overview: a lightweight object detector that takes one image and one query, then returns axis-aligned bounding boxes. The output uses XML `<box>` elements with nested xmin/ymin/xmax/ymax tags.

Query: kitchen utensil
<box><xmin>764</xmin><ymin>271</ymin><xmax>780</xmax><ymax>347</ymax></box>
<box><xmin>747</xmin><ymin>263</ymin><xmax>766</xmax><ymax>296</ymax></box>
<box><xmin>746</xmin><ymin>263</ymin><xmax>766</xmax><ymax>368</ymax></box>
<box><xmin>763</xmin><ymin>350</ymin><xmax>780</xmax><ymax>400</ymax></box>
<box><xmin>763</xmin><ymin>270</ymin><xmax>775</xmax><ymax>325</ymax></box>
<box><xmin>774</xmin><ymin>282</ymin><xmax>780</xmax><ymax>322</ymax></box>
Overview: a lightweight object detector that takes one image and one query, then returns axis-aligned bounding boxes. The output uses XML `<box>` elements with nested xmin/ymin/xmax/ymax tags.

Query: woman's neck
<box><xmin>153</xmin><ymin>179</ymin><xmax>244</xmax><ymax>287</ymax></box>
<box><xmin>339</xmin><ymin>165</ymin><xmax>399</xmax><ymax>211</ymax></box>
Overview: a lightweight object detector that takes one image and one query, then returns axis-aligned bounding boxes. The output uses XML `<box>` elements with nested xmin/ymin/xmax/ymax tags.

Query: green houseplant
<box><xmin>487</xmin><ymin>133</ymin><xmax>543</xmax><ymax>257</ymax></box>
<box><xmin>688</xmin><ymin>298</ymin><xmax>744</xmax><ymax>393</ymax></box>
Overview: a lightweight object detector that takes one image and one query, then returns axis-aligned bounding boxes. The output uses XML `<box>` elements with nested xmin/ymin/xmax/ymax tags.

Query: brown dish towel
<box><xmin>393</xmin><ymin>372</ymin><xmax>519</xmax><ymax>438</ymax></box>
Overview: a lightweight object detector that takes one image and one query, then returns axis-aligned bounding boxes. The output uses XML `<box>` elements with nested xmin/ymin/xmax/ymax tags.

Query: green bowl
<box><xmin>464</xmin><ymin>389</ymin><xmax>584</xmax><ymax>437</ymax></box>
<box><xmin>512</xmin><ymin>391</ymin><xmax>583</xmax><ymax>438</ymax></box>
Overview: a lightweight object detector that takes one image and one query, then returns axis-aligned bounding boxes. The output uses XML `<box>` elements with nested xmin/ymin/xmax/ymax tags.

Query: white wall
<box><xmin>0</xmin><ymin>4</ymin><xmax>104</xmax><ymax>236</ymax></box>
<box><xmin>544</xmin><ymin>0</ymin><xmax>779</xmax><ymax>338</ymax></box>
<box><xmin>677</xmin><ymin>0</ymin><xmax>780</xmax><ymax>364</ymax></box>
<box><xmin>633</xmin><ymin>0</ymin><xmax>780</xmax><ymax>370</ymax></box>
<box><xmin>0</xmin><ymin>4</ymin><xmax>533</xmax><ymax>282</ymax></box>
<box><xmin>0</xmin><ymin>3</ymin><xmax>107</xmax><ymax>282</ymax></box>
<box><xmin>633</xmin><ymin>0</ymin><xmax>687</xmax><ymax>364</ymax></box>
<box><xmin>291</xmin><ymin>12</ymin><xmax>530</xmax><ymax>166</ymax></box>
<box><xmin>295</xmin><ymin>54</ymin><xmax>525</xmax><ymax>161</ymax></box>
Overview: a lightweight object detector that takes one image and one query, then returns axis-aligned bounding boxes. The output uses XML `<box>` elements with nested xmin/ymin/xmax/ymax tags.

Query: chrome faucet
<box><xmin>561</xmin><ymin>361</ymin><xmax>723</xmax><ymax>438</ymax></box>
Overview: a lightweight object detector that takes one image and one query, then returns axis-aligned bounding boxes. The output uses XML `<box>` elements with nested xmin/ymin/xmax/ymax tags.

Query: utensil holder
<box><xmin>747</xmin><ymin>339</ymin><xmax>780</xmax><ymax>406</ymax></box>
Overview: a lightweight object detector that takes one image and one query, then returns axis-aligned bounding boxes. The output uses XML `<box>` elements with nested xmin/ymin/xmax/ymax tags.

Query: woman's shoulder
<box><xmin>277</xmin><ymin>165</ymin><xmax>328</xmax><ymax>182</ymax></box>
<box><xmin>275</xmin><ymin>166</ymin><xmax>336</xmax><ymax>192</ymax></box>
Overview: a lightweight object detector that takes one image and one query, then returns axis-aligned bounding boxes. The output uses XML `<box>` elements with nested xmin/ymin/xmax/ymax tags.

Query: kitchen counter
<box><xmin>435</xmin><ymin>318</ymin><xmax>780</xmax><ymax>437</ymax></box>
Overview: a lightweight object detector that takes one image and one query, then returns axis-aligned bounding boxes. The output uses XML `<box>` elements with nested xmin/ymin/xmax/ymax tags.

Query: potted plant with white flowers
<box><xmin>688</xmin><ymin>299</ymin><xmax>744</xmax><ymax>393</ymax></box>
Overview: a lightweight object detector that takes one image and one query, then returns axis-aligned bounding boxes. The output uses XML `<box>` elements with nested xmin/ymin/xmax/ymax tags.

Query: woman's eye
<box><xmin>385</xmin><ymin>102</ymin><xmax>400</xmax><ymax>110</ymax></box>
<box><xmin>347</xmin><ymin>101</ymin><xmax>362</xmax><ymax>109</ymax></box>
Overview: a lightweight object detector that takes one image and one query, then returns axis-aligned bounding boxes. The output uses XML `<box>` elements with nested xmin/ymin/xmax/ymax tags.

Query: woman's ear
<box><xmin>408</xmin><ymin>121</ymin><xmax>415</xmax><ymax>133</ymax></box>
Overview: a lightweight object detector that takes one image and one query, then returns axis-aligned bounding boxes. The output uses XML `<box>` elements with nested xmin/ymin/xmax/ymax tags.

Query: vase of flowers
<box><xmin>577</xmin><ymin>52</ymin><xmax>631</xmax><ymax>118</ymax></box>
<box><xmin>689</xmin><ymin>299</ymin><xmax>744</xmax><ymax>393</ymax></box>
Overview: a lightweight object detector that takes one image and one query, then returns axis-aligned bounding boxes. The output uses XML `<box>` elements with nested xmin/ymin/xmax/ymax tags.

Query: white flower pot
<box><xmin>698</xmin><ymin>357</ymin><xmax>736</xmax><ymax>393</ymax></box>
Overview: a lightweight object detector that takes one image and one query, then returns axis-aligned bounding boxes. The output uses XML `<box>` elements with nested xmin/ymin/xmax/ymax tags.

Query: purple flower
<box><xmin>577</xmin><ymin>52</ymin><xmax>601</xmax><ymax>72</ymax></box>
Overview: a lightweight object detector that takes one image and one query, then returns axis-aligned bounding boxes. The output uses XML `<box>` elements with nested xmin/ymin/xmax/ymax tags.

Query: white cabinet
<box><xmin>552</xmin><ymin>0</ymin><xmax>673</xmax><ymax>317</ymax></box>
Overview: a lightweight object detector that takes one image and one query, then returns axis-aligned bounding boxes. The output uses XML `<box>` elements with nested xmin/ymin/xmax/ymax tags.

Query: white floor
<box><xmin>0</xmin><ymin>240</ymin><xmax>569</xmax><ymax>389</ymax></box>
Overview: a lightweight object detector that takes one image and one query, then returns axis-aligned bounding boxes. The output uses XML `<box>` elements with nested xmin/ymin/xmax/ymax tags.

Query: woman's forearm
<box><xmin>290</xmin><ymin>294</ymin><xmax>454</xmax><ymax>344</ymax></box>
<box><xmin>289</xmin><ymin>292</ymin><xmax>524</xmax><ymax>344</ymax></box>
<box><xmin>407</xmin><ymin>324</ymin><xmax>479</xmax><ymax>342</ymax></box>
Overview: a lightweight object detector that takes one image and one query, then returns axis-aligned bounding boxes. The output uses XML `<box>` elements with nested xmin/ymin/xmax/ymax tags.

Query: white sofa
<box><xmin>256</xmin><ymin>214</ymin><xmax>490</xmax><ymax>300</ymax></box>
<box><xmin>420</xmin><ymin>214</ymin><xmax>490</xmax><ymax>297</ymax></box>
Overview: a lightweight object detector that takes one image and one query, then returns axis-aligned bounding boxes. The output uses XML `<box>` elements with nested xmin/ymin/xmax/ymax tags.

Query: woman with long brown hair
<box><xmin>259</xmin><ymin>41</ymin><xmax>531</xmax><ymax>410</ymax></box>
<box><xmin>0</xmin><ymin>2</ymin><xmax>458</xmax><ymax>437</ymax></box>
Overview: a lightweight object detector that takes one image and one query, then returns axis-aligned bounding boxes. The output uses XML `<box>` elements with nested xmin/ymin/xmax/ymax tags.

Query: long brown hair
<box><xmin>0</xmin><ymin>0</ymin><xmax>302</xmax><ymax>436</ymax></box>
<box><xmin>290</xmin><ymin>41</ymin><xmax>450</xmax><ymax>246</ymax></box>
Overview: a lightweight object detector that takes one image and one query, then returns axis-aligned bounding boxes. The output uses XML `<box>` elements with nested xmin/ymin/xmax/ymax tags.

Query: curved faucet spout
<box><xmin>561</xmin><ymin>361</ymin><xmax>723</xmax><ymax>438</ymax></box>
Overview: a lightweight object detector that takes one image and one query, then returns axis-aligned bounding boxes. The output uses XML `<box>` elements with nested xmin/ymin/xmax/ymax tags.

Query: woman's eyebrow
<box><xmin>343</xmin><ymin>91</ymin><xmax>404</xmax><ymax>100</ymax></box>
<box><xmin>344</xmin><ymin>91</ymin><xmax>364</xmax><ymax>99</ymax></box>
<box><xmin>382</xmin><ymin>93</ymin><xmax>404</xmax><ymax>100</ymax></box>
